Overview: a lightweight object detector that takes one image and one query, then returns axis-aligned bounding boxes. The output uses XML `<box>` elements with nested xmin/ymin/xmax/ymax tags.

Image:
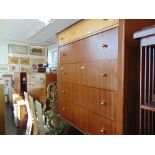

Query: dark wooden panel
<box><xmin>122</xmin><ymin>20</ymin><xmax>155</xmax><ymax>134</ymax></box>
<box><xmin>14</xmin><ymin>72</ymin><xmax>27</xmax><ymax>98</ymax></box>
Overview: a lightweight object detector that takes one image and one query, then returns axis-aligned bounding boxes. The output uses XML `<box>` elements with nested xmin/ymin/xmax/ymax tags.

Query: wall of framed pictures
<box><xmin>0</xmin><ymin>39</ymin><xmax>48</xmax><ymax>73</ymax></box>
<box><xmin>8</xmin><ymin>44</ymin><xmax>28</xmax><ymax>54</ymax></box>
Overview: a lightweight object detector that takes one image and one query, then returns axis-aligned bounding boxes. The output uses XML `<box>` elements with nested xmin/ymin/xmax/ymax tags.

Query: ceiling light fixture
<box><xmin>39</xmin><ymin>19</ymin><xmax>55</xmax><ymax>25</ymax></box>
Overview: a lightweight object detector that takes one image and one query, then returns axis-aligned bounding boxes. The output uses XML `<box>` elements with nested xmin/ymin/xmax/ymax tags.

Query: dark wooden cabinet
<box><xmin>13</xmin><ymin>72</ymin><xmax>27</xmax><ymax>98</ymax></box>
<box><xmin>134</xmin><ymin>25</ymin><xmax>155</xmax><ymax>134</ymax></box>
<box><xmin>58</xmin><ymin>19</ymin><xmax>155</xmax><ymax>134</ymax></box>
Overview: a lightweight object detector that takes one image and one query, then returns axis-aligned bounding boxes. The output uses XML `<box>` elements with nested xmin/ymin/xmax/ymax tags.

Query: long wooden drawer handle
<box><xmin>101</xmin><ymin>73</ymin><xmax>107</xmax><ymax>77</ymax></box>
<box><xmin>101</xmin><ymin>44</ymin><xmax>108</xmax><ymax>48</ymax></box>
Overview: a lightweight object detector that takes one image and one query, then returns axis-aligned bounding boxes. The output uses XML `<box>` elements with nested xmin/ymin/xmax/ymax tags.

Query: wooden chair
<box><xmin>28</xmin><ymin>95</ymin><xmax>39</xmax><ymax>135</ymax></box>
<box><xmin>35</xmin><ymin>100</ymin><xmax>52</xmax><ymax>135</ymax></box>
<box><xmin>24</xmin><ymin>92</ymin><xmax>33</xmax><ymax>135</ymax></box>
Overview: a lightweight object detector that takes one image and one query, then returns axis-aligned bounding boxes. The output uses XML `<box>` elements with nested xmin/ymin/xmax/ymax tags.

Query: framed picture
<box><xmin>20</xmin><ymin>57</ymin><xmax>30</xmax><ymax>65</ymax></box>
<box><xmin>0</xmin><ymin>65</ymin><xmax>10</xmax><ymax>73</ymax></box>
<box><xmin>20</xmin><ymin>66</ymin><xmax>30</xmax><ymax>72</ymax></box>
<box><xmin>8</xmin><ymin>44</ymin><xmax>28</xmax><ymax>54</ymax></box>
<box><xmin>9</xmin><ymin>65</ymin><xmax>20</xmax><ymax>72</ymax></box>
<box><xmin>30</xmin><ymin>58</ymin><xmax>44</xmax><ymax>65</ymax></box>
<box><xmin>29</xmin><ymin>45</ymin><xmax>45</xmax><ymax>56</ymax></box>
<box><xmin>8</xmin><ymin>56</ymin><xmax>19</xmax><ymax>64</ymax></box>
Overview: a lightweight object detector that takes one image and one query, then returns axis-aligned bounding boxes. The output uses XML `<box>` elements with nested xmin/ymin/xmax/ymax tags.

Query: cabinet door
<box><xmin>59</xmin><ymin>42</ymin><xmax>77</xmax><ymax>64</ymax></box>
<box><xmin>58</xmin><ymin>83</ymin><xmax>69</xmax><ymax>119</ymax></box>
<box><xmin>77</xmin><ymin>27</ymin><xmax>118</xmax><ymax>62</ymax></box>
<box><xmin>79</xmin><ymin>60</ymin><xmax>118</xmax><ymax>91</ymax></box>
<box><xmin>86</xmin><ymin>110</ymin><xmax>114</xmax><ymax>135</ymax></box>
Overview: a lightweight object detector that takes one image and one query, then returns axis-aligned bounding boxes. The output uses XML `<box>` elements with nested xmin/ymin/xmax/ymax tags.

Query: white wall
<box><xmin>0</xmin><ymin>43</ymin><xmax>8</xmax><ymax>64</ymax></box>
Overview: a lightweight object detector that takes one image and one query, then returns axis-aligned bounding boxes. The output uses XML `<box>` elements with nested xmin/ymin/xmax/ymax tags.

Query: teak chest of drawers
<box><xmin>57</xmin><ymin>19</ymin><xmax>155</xmax><ymax>134</ymax></box>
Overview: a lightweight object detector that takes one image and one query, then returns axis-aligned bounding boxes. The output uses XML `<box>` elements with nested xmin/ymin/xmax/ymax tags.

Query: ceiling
<box><xmin>0</xmin><ymin>19</ymin><xmax>80</xmax><ymax>46</ymax></box>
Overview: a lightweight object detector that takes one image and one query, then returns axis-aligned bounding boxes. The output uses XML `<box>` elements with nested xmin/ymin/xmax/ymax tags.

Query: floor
<box><xmin>5</xmin><ymin>102</ymin><xmax>83</xmax><ymax>135</ymax></box>
<box><xmin>5</xmin><ymin>102</ymin><xmax>26</xmax><ymax>135</ymax></box>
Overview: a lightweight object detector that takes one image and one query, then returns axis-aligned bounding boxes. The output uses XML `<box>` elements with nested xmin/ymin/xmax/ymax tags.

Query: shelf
<box><xmin>141</xmin><ymin>105</ymin><xmax>155</xmax><ymax>112</ymax></box>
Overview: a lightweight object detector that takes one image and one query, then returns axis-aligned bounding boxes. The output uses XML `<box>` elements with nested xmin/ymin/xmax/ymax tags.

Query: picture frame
<box><xmin>8</xmin><ymin>44</ymin><xmax>28</xmax><ymax>54</ymax></box>
<box><xmin>8</xmin><ymin>56</ymin><xmax>19</xmax><ymax>64</ymax></box>
<box><xmin>9</xmin><ymin>65</ymin><xmax>20</xmax><ymax>72</ymax></box>
<box><xmin>20</xmin><ymin>66</ymin><xmax>30</xmax><ymax>72</ymax></box>
<box><xmin>0</xmin><ymin>65</ymin><xmax>10</xmax><ymax>73</ymax></box>
<box><xmin>29</xmin><ymin>45</ymin><xmax>45</xmax><ymax>56</ymax></box>
<box><xmin>30</xmin><ymin>58</ymin><xmax>44</xmax><ymax>65</ymax></box>
<box><xmin>20</xmin><ymin>57</ymin><xmax>30</xmax><ymax>65</ymax></box>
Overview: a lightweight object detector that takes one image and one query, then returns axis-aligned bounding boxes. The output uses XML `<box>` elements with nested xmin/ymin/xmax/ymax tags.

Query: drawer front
<box><xmin>58</xmin><ymin>83</ymin><xmax>69</xmax><ymax>119</ymax></box>
<box><xmin>60</xmin><ymin>64</ymin><xmax>80</xmax><ymax>84</ymax></box>
<box><xmin>68</xmin><ymin>102</ymin><xmax>87</xmax><ymax>131</ymax></box>
<box><xmin>60</xmin><ymin>60</ymin><xmax>118</xmax><ymax>91</ymax></box>
<box><xmin>69</xmin><ymin>85</ymin><xmax>116</xmax><ymax>120</ymax></box>
<box><xmin>80</xmin><ymin>60</ymin><xmax>118</xmax><ymax>91</ymax></box>
<box><xmin>59</xmin><ymin>42</ymin><xmax>77</xmax><ymax>64</ymax></box>
<box><xmin>59</xmin><ymin>27</ymin><xmax>118</xmax><ymax>64</ymax></box>
<box><xmin>86</xmin><ymin>110</ymin><xmax>114</xmax><ymax>135</ymax></box>
<box><xmin>58</xmin><ymin>19</ymin><xmax>119</xmax><ymax>46</ymax></box>
<box><xmin>77</xmin><ymin>27</ymin><xmax>118</xmax><ymax>62</ymax></box>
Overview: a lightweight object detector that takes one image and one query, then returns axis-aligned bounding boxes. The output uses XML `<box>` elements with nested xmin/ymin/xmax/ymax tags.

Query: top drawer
<box><xmin>59</xmin><ymin>27</ymin><xmax>118</xmax><ymax>64</ymax></box>
<box><xmin>58</xmin><ymin>19</ymin><xmax>119</xmax><ymax>46</ymax></box>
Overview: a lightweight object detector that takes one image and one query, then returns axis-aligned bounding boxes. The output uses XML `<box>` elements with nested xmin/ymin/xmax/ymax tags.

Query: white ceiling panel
<box><xmin>0</xmin><ymin>19</ymin><xmax>80</xmax><ymax>45</ymax></box>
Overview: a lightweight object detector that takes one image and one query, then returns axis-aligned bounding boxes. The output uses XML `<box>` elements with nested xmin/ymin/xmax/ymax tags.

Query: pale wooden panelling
<box><xmin>58</xmin><ymin>19</ymin><xmax>119</xmax><ymax>46</ymax></box>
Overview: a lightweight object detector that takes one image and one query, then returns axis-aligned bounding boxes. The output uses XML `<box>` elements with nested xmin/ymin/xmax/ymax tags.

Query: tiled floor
<box><xmin>5</xmin><ymin>103</ymin><xmax>26</xmax><ymax>135</ymax></box>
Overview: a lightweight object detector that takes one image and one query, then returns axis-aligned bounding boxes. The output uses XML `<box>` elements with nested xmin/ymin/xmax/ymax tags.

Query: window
<box><xmin>48</xmin><ymin>45</ymin><xmax>57</xmax><ymax>68</ymax></box>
